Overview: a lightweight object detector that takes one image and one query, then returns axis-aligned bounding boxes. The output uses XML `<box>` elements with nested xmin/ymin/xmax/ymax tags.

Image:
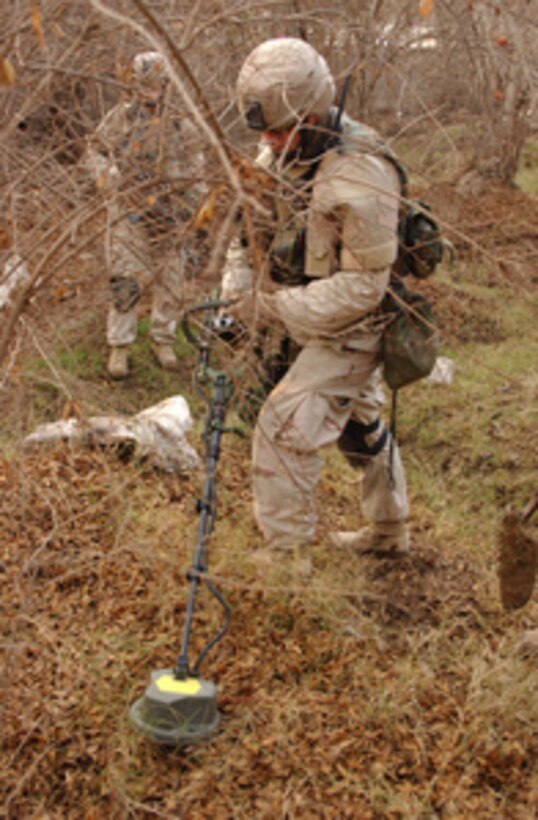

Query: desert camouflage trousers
<box><xmin>252</xmin><ymin>334</ymin><xmax>409</xmax><ymax>548</ymax></box>
<box><xmin>105</xmin><ymin>214</ymin><xmax>186</xmax><ymax>347</ymax></box>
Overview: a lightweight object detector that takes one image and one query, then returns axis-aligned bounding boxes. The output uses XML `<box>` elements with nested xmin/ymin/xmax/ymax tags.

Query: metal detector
<box><xmin>130</xmin><ymin>301</ymin><xmax>238</xmax><ymax>746</ymax></box>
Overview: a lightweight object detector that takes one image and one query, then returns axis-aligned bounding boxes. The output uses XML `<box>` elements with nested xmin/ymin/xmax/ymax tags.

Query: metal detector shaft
<box><xmin>175</xmin><ymin>374</ymin><xmax>229</xmax><ymax>678</ymax></box>
<box><xmin>173</xmin><ymin>301</ymin><xmax>236</xmax><ymax>681</ymax></box>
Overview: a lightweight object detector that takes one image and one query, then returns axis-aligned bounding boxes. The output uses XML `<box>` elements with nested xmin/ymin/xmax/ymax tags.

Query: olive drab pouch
<box><xmin>269</xmin><ymin>228</ymin><xmax>308</xmax><ymax>285</ymax></box>
<box><xmin>381</xmin><ymin>281</ymin><xmax>439</xmax><ymax>391</ymax></box>
<box><xmin>396</xmin><ymin>200</ymin><xmax>446</xmax><ymax>279</ymax></box>
<box><xmin>380</xmin><ymin>147</ymin><xmax>452</xmax><ymax>280</ymax></box>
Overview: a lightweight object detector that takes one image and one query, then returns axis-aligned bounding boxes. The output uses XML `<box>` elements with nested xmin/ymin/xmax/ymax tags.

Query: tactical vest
<box><xmin>265</xmin><ymin>113</ymin><xmax>446</xmax><ymax>286</ymax></box>
<box><xmin>264</xmin><ymin>112</ymin><xmax>403</xmax><ymax>286</ymax></box>
<box><xmin>116</xmin><ymin>102</ymin><xmax>185</xmax><ymax>184</ymax></box>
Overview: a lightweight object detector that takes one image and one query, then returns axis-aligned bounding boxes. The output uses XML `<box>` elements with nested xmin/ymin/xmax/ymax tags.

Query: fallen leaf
<box><xmin>31</xmin><ymin>4</ymin><xmax>45</xmax><ymax>49</ymax></box>
<box><xmin>0</xmin><ymin>58</ymin><xmax>16</xmax><ymax>86</ymax></box>
<box><xmin>54</xmin><ymin>285</ymin><xmax>68</xmax><ymax>302</ymax></box>
<box><xmin>419</xmin><ymin>0</ymin><xmax>434</xmax><ymax>17</ymax></box>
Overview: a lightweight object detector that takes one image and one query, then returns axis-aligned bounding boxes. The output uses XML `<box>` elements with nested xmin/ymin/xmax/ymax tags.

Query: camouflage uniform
<box><xmin>88</xmin><ymin>66</ymin><xmax>203</xmax><ymax>359</ymax></box>
<box><xmin>225</xmin><ymin>38</ymin><xmax>409</xmax><ymax>552</ymax></box>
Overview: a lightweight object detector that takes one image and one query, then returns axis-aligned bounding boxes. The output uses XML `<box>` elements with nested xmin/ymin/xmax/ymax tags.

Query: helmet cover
<box><xmin>237</xmin><ymin>38</ymin><xmax>335</xmax><ymax>131</ymax></box>
<box><xmin>132</xmin><ymin>51</ymin><xmax>169</xmax><ymax>96</ymax></box>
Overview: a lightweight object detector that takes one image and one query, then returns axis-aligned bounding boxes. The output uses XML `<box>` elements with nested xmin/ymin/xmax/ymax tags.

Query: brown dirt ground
<box><xmin>2</xmin><ymin>443</ymin><xmax>537</xmax><ymax>817</ymax></box>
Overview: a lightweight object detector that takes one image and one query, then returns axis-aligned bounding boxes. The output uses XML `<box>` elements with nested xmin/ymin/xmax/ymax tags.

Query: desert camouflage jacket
<box><xmin>87</xmin><ymin>98</ymin><xmax>204</xmax><ymax>220</ymax></box>
<box><xmin>221</xmin><ymin>114</ymin><xmax>401</xmax><ymax>345</ymax></box>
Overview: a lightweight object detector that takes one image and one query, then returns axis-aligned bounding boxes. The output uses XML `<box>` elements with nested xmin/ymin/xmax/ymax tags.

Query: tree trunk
<box><xmin>471</xmin><ymin>1</ymin><xmax>533</xmax><ymax>184</ymax></box>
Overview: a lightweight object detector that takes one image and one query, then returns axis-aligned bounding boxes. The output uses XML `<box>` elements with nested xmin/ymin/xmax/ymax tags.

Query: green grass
<box><xmin>394</xmin><ymin>126</ymin><xmax>538</xmax><ymax>196</ymax></box>
<box><xmin>56</xmin><ymin>347</ymin><xmax>104</xmax><ymax>378</ymax></box>
<box><xmin>400</xmin><ymin>306</ymin><xmax>537</xmax><ymax>560</ymax></box>
<box><xmin>392</xmin><ymin>121</ymin><xmax>471</xmax><ymax>184</ymax></box>
<box><xmin>515</xmin><ymin>137</ymin><xmax>538</xmax><ymax>196</ymax></box>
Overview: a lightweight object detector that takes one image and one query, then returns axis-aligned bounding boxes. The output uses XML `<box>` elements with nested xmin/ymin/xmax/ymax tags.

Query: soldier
<box><xmin>223</xmin><ymin>38</ymin><xmax>410</xmax><ymax>570</ymax></box>
<box><xmin>87</xmin><ymin>51</ymin><xmax>204</xmax><ymax>379</ymax></box>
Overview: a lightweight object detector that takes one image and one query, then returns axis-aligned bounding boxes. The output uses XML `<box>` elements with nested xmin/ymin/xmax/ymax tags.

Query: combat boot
<box><xmin>151</xmin><ymin>343</ymin><xmax>179</xmax><ymax>371</ymax></box>
<box><xmin>107</xmin><ymin>346</ymin><xmax>130</xmax><ymax>379</ymax></box>
<box><xmin>330</xmin><ymin>521</ymin><xmax>410</xmax><ymax>556</ymax></box>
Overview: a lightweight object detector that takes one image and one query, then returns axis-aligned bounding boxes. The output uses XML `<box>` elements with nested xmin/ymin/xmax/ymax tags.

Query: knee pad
<box><xmin>110</xmin><ymin>275</ymin><xmax>140</xmax><ymax>313</ymax></box>
<box><xmin>337</xmin><ymin>417</ymin><xmax>388</xmax><ymax>469</ymax></box>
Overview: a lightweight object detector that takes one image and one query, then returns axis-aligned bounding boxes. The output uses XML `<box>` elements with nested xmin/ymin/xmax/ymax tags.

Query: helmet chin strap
<box><xmin>293</xmin><ymin>109</ymin><xmax>340</xmax><ymax>165</ymax></box>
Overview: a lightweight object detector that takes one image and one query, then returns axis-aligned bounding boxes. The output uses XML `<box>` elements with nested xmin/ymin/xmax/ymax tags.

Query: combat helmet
<box><xmin>132</xmin><ymin>51</ymin><xmax>169</xmax><ymax>103</ymax></box>
<box><xmin>237</xmin><ymin>38</ymin><xmax>335</xmax><ymax>132</ymax></box>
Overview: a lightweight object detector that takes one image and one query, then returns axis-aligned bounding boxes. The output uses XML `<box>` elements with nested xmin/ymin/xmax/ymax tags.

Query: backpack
<box><xmin>382</xmin><ymin>149</ymin><xmax>451</xmax><ymax>281</ymax></box>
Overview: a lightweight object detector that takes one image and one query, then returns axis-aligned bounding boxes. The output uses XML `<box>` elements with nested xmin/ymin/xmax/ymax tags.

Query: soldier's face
<box><xmin>261</xmin><ymin>115</ymin><xmax>319</xmax><ymax>156</ymax></box>
<box><xmin>261</xmin><ymin>125</ymin><xmax>301</xmax><ymax>155</ymax></box>
<box><xmin>137</xmin><ymin>79</ymin><xmax>167</xmax><ymax>106</ymax></box>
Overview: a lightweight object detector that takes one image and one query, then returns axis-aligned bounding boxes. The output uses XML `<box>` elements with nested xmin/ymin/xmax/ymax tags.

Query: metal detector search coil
<box><xmin>130</xmin><ymin>670</ymin><xmax>219</xmax><ymax>746</ymax></box>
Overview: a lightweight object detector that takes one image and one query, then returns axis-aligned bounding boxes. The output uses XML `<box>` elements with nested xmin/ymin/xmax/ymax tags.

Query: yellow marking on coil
<box><xmin>155</xmin><ymin>675</ymin><xmax>201</xmax><ymax>695</ymax></box>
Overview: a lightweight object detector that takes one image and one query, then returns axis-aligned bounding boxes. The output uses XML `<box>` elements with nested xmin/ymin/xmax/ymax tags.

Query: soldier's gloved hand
<box><xmin>110</xmin><ymin>275</ymin><xmax>140</xmax><ymax>313</ymax></box>
<box><xmin>99</xmin><ymin>164</ymin><xmax>120</xmax><ymax>192</ymax></box>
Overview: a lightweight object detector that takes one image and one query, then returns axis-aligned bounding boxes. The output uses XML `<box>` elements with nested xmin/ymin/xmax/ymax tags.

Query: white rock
<box><xmin>0</xmin><ymin>253</ymin><xmax>31</xmax><ymax>309</ymax></box>
<box><xmin>426</xmin><ymin>356</ymin><xmax>454</xmax><ymax>385</ymax></box>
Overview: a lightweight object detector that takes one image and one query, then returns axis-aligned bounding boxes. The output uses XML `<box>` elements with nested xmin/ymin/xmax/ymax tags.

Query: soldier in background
<box><xmin>87</xmin><ymin>51</ymin><xmax>204</xmax><ymax>379</ymax></box>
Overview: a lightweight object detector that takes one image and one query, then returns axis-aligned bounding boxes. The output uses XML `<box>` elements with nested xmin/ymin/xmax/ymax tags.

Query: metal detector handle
<box><xmin>181</xmin><ymin>299</ymin><xmax>232</xmax><ymax>353</ymax></box>
<box><xmin>181</xmin><ymin>299</ymin><xmax>234</xmax><ymax>399</ymax></box>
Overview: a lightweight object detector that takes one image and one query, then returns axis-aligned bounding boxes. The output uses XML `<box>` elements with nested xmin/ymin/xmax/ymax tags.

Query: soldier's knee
<box><xmin>110</xmin><ymin>275</ymin><xmax>140</xmax><ymax>312</ymax></box>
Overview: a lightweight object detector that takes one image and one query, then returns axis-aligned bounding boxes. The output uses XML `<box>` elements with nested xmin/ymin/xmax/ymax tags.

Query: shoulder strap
<box><xmin>338</xmin><ymin>116</ymin><xmax>408</xmax><ymax>197</ymax></box>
